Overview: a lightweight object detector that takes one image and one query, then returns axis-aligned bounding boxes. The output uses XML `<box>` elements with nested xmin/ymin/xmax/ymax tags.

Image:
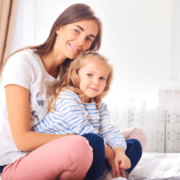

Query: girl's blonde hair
<box><xmin>49</xmin><ymin>51</ymin><xmax>113</xmax><ymax>111</ymax></box>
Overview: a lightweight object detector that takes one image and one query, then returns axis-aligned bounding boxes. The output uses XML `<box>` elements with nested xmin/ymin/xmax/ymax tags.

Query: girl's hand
<box><xmin>105</xmin><ymin>145</ymin><xmax>131</xmax><ymax>178</ymax></box>
<box><xmin>114</xmin><ymin>152</ymin><xmax>131</xmax><ymax>170</ymax></box>
<box><xmin>107</xmin><ymin>155</ymin><xmax>127</xmax><ymax>178</ymax></box>
<box><xmin>114</xmin><ymin>152</ymin><xmax>131</xmax><ymax>178</ymax></box>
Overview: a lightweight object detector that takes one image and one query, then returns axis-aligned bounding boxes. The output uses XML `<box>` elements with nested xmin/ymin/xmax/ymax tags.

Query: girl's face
<box><xmin>78</xmin><ymin>57</ymin><xmax>110</xmax><ymax>103</ymax></box>
<box><xmin>55</xmin><ymin>19</ymin><xmax>99</xmax><ymax>60</ymax></box>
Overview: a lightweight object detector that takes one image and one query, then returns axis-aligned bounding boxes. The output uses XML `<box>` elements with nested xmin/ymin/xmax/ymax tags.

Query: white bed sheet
<box><xmin>1</xmin><ymin>152</ymin><xmax>180</xmax><ymax>180</ymax></box>
<box><xmin>129</xmin><ymin>152</ymin><xmax>180</xmax><ymax>180</ymax></box>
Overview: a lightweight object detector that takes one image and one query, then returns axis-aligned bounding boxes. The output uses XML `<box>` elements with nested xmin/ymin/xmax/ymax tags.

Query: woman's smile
<box><xmin>69</xmin><ymin>43</ymin><xmax>81</xmax><ymax>53</ymax></box>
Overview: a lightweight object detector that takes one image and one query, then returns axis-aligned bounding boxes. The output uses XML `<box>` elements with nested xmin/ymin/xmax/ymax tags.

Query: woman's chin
<box><xmin>68</xmin><ymin>53</ymin><xmax>79</xmax><ymax>60</ymax></box>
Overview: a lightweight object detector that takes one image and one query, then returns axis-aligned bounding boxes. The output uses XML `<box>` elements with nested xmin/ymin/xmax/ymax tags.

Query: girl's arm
<box><xmin>99</xmin><ymin>103</ymin><xmax>127</xmax><ymax>151</ymax></box>
<box><xmin>5</xmin><ymin>84</ymin><xmax>72</xmax><ymax>152</ymax></box>
<box><xmin>105</xmin><ymin>141</ymin><xmax>130</xmax><ymax>178</ymax></box>
<box><xmin>46</xmin><ymin>91</ymin><xmax>97</xmax><ymax>136</ymax></box>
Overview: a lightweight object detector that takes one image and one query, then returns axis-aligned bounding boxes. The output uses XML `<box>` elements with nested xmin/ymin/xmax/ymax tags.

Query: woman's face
<box><xmin>55</xmin><ymin>19</ymin><xmax>99</xmax><ymax>60</ymax></box>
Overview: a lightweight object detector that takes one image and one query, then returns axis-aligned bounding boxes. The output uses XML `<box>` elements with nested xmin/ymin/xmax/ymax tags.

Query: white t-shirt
<box><xmin>0</xmin><ymin>48</ymin><xmax>60</xmax><ymax>165</ymax></box>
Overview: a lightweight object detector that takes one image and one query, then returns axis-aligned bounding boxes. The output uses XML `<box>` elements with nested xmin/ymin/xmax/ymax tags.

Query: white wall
<box><xmin>36</xmin><ymin>0</ymin><xmax>172</xmax><ymax>108</ymax></box>
<box><xmin>9</xmin><ymin>0</ymin><xmax>174</xmax><ymax>109</ymax></box>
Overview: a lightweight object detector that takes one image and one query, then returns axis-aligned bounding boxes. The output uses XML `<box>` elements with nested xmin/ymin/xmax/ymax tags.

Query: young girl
<box><xmin>35</xmin><ymin>51</ymin><xmax>142</xmax><ymax>179</ymax></box>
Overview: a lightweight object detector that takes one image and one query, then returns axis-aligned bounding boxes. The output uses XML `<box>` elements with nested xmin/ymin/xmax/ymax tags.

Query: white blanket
<box><xmin>129</xmin><ymin>152</ymin><xmax>180</xmax><ymax>180</ymax></box>
<box><xmin>1</xmin><ymin>152</ymin><xmax>180</xmax><ymax>180</ymax></box>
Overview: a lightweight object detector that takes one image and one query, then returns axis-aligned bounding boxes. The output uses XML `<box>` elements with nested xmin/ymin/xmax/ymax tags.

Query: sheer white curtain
<box><xmin>9</xmin><ymin>0</ymin><xmax>36</xmax><ymax>54</ymax></box>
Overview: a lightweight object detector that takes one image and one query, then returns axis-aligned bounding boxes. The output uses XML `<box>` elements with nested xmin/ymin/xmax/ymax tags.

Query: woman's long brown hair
<box><xmin>0</xmin><ymin>3</ymin><xmax>102</xmax><ymax>77</ymax></box>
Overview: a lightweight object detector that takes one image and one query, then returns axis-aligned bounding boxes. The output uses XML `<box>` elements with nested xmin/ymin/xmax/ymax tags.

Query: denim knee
<box><xmin>126</xmin><ymin>139</ymin><xmax>142</xmax><ymax>158</ymax></box>
<box><xmin>82</xmin><ymin>133</ymin><xmax>104</xmax><ymax>148</ymax></box>
<box><xmin>125</xmin><ymin>139</ymin><xmax>142</xmax><ymax>175</ymax></box>
<box><xmin>83</xmin><ymin>133</ymin><xmax>105</xmax><ymax>180</ymax></box>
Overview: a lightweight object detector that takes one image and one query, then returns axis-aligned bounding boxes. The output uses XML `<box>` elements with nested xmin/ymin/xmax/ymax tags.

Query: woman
<box><xmin>0</xmin><ymin>3</ymin><xmax>147</xmax><ymax>180</ymax></box>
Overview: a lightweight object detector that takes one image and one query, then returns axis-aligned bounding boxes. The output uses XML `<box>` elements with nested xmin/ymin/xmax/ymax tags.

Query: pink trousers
<box><xmin>1</xmin><ymin>135</ymin><xmax>93</xmax><ymax>180</ymax></box>
<box><xmin>1</xmin><ymin>127</ymin><xmax>147</xmax><ymax>180</ymax></box>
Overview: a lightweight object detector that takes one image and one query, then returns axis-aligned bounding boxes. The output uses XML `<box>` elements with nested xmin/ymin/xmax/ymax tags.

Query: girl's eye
<box><xmin>100</xmin><ymin>77</ymin><xmax>105</xmax><ymax>80</ymax></box>
<box><xmin>87</xmin><ymin>74</ymin><xmax>92</xmax><ymax>77</ymax></box>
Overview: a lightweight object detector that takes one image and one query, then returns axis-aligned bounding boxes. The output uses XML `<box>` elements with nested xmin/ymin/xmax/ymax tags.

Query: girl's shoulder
<box><xmin>58</xmin><ymin>89</ymin><xmax>81</xmax><ymax>103</ymax></box>
<box><xmin>98</xmin><ymin>101</ymin><xmax>108</xmax><ymax>111</ymax></box>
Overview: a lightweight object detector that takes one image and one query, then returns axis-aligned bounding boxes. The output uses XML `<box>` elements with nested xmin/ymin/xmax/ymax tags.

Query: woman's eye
<box><xmin>74</xmin><ymin>29</ymin><xmax>79</xmax><ymax>33</ymax></box>
<box><xmin>86</xmin><ymin>37</ymin><xmax>92</xmax><ymax>42</ymax></box>
<box><xmin>87</xmin><ymin>74</ymin><xmax>92</xmax><ymax>77</ymax></box>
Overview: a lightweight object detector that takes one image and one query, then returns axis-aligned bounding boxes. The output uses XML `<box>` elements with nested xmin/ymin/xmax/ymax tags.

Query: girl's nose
<box><xmin>93</xmin><ymin>78</ymin><xmax>99</xmax><ymax>85</ymax></box>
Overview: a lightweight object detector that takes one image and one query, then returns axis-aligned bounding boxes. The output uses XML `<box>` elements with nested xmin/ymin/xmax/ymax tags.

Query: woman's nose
<box><xmin>76</xmin><ymin>36</ymin><xmax>85</xmax><ymax>47</ymax></box>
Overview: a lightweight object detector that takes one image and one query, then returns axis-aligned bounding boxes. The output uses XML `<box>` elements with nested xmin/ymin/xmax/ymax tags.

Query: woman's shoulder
<box><xmin>2</xmin><ymin>48</ymin><xmax>45</xmax><ymax>86</ymax></box>
<box><xmin>3</xmin><ymin>48</ymin><xmax>44</xmax><ymax>77</ymax></box>
<box><xmin>8</xmin><ymin>48</ymin><xmax>39</xmax><ymax>65</ymax></box>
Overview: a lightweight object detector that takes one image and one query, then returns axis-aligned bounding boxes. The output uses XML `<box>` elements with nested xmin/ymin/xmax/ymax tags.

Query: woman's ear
<box><xmin>56</xmin><ymin>28</ymin><xmax>61</xmax><ymax>35</ymax></box>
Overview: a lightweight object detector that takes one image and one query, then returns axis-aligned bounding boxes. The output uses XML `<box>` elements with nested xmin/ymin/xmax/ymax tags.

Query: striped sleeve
<box><xmin>55</xmin><ymin>91</ymin><xmax>97</xmax><ymax>135</ymax></box>
<box><xmin>35</xmin><ymin>91</ymin><xmax>97</xmax><ymax>135</ymax></box>
<box><xmin>99</xmin><ymin>102</ymin><xmax>127</xmax><ymax>150</ymax></box>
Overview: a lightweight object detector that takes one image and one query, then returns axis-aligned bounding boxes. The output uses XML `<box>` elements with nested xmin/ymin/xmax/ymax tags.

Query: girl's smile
<box><xmin>88</xmin><ymin>87</ymin><xmax>98</xmax><ymax>91</ymax></box>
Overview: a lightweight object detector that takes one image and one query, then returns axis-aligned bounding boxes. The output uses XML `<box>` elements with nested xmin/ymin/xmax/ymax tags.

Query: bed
<box><xmin>0</xmin><ymin>152</ymin><xmax>180</xmax><ymax>180</ymax></box>
<box><xmin>105</xmin><ymin>152</ymin><xmax>180</xmax><ymax>180</ymax></box>
<box><xmin>128</xmin><ymin>152</ymin><xmax>180</xmax><ymax>180</ymax></box>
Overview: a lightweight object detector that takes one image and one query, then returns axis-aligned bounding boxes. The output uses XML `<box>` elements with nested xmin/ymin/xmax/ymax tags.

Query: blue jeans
<box><xmin>0</xmin><ymin>166</ymin><xmax>6</xmax><ymax>174</ymax></box>
<box><xmin>82</xmin><ymin>133</ymin><xmax>142</xmax><ymax>180</ymax></box>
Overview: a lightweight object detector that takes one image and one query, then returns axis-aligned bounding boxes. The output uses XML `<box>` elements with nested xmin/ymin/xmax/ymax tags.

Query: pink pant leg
<box><xmin>121</xmin><ymin>127</ymin><xmax>148</xmax><ymax>151</ymax></box>
<box><xmin>1</xmin><ymin>135</ymin><xmax>93</xmax><ymax>180</ymax></box>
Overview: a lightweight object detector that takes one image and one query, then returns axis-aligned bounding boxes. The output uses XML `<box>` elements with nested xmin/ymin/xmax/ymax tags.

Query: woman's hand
<box><xmin>104</xmin><ymin>144</ymin><xmax>117</xmax><ymax>178</ymax></box>
<box><xmin>106</xmin><ymin>155</ymin><xmax>116</xmax><ymax>178</ymax></box>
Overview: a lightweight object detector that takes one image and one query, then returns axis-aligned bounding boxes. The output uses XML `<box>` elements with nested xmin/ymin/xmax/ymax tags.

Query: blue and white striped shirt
<box><xmin>35</xmin><ymin>90</ymin><xmax>127</xmax><ymax>150</ymax></box>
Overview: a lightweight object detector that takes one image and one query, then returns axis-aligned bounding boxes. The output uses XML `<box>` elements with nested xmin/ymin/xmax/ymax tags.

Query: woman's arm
<box><xmin>5</xmin><ymin>84</ymin><xmax>72</xmax><ymax>152</ymax></box>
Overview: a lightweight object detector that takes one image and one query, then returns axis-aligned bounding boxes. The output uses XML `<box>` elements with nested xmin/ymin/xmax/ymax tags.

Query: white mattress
<box><xmin>1</xmin><ymin>152</ymin><xmax>180</xmax><ymax>180</ymax></box>
<box><xmin>129</xmin><ymin>152</ymin><xmax>180</xmax><ymax>180</ymax></box>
